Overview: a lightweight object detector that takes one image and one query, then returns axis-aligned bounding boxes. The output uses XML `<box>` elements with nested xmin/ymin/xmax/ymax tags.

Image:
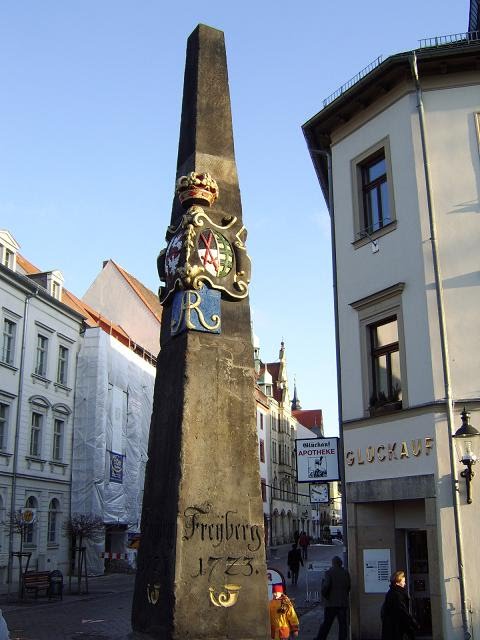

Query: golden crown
<box><xmin>176</xmin><ymin>172</ymin><xmax>219</xmax><ymax>208</ymax></box>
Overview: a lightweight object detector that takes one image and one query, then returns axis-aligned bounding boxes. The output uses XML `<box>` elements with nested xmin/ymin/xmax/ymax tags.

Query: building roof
<box><xmin>16</xmin><ymin>254</ymin><xmax>157</xmax><ymax>364</ymax></box>
<box><xmin>292</xmin><ymin>409</ymin><xmax>323</xmax><ymax>430</ymax></box>
<box><xmin>259</xmin><ymin>362</ymin><xmax>284</xmax><ymax>404</ymax></box>
<box><xmin>303</xmin><ymin>39</ymin><xmax>480</xmax><ymax>207</ymax></box>
<box><xmin>107</xmin><ymin>260</ymin><xmax>162</xmax><ymax>322</ymax></box>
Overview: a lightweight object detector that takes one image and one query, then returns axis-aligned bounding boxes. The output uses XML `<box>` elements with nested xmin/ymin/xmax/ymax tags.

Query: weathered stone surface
<box><xmin>131</xmin><ymin>24</ymin><xmax>269</xmax><ymax>640</ymax></box>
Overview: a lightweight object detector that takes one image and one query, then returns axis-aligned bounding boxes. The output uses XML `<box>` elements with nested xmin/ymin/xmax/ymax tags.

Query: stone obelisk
<box><xmin>131</xmin><ymin>25</ymin><xmax>269</xmax><ymax>639</ymax></box>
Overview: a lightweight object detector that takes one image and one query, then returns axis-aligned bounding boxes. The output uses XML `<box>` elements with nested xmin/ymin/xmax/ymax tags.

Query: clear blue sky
<box><xmin>0</xmin><ymin>1</ymin><xmax>469</xmax><ymax>435</ymax></box>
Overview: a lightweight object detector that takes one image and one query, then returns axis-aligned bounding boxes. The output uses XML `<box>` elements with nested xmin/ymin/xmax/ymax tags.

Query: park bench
<box><xmin>23</xmin><ymin>571</ymin><xmax>51</xmax><ymax>598</ymax></box>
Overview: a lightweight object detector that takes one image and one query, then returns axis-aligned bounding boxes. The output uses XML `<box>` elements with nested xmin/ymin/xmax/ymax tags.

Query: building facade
<box><xmin>255</xmin><ymin>340</ymin><xmax>326</xmax><ymax>547</ymax></box>
<box><xmin>304</xmin><ymin>32</ymin><xmax>480</xmax><ymax>640</ymax></box>
<box><xmin>0</xmin><ymin>230</ymin><xmax>84</xmax><ymax>583</ymax></box>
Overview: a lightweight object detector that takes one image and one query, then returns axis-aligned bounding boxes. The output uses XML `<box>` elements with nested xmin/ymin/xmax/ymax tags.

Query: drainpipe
<box><xmin>310</xmin><ymin>147</ymin><xmax>349</xmax><ymax>566</ymax></box>
<box><xmin>410</xmin><ymin>51</ymin><xmax>470</xmax><ymax>640</ymax></box>
<box><xmin>7</xmin><ymin>289</ymin><xmax>37</xmax><ymax>587</ymax></box>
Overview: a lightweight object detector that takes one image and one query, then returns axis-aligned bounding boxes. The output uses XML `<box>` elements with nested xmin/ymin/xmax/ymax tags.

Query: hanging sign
<box><xmin>109</xmin><ymin>451</ymin><xmax>124</xmax><ymax>483</ymax></box>
<box><xmin>295</xmin><ymin>437</ymin><xmax>340</xmax><ymax>483</ymax></box>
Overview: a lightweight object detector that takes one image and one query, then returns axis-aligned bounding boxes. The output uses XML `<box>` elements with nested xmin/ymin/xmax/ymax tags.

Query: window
<box><xmin>272</xmin><ymin>440</ymin><xmax>277</xmax><ymax>463</ymax></box>
<box><xmin>370</xmin><ymin>317</ymin><xmax>402</xmax><ymax>406</ymax></box>
<box><xmin>23</xmin><ymin>496</ymin><xmax>37</xmax><ymax>546</ymax></box>
<box><xmin>1</xmin><ymin>319</ymin><xmax>16</xmax><ymax>365</ymax></box>
<box><xmin>361</xmin><ymin>151</ymin><xmax>390</xmax><ymax>233</ymax></box>
<box><xmin>51</xmin><ymin>281</ymin><xmax>60</xmax><ymax>300</ymax></box>
<box><xmin>259</xmin><ymin>439</ymin><xmax>265</xmax><ymax>463</ymax></box>
<box><xmin>35</xmin><ymin>335</ymin><xmax>48</xmax><ymax>377</ymax></box>
<box><xmin>259</xmin><ymin>413</ymin><xmax>264</xmax><ymax>431</ymax></box>
<box><xmin>30</xmin><ymin>412</ymin><xmax>42</xmax><ymax>457</ymax></box>
<box><xmin>3</xmin><ymin>249</ymin><xmax>14</xmax><ymax>269</ymax></box>
<box><xmin>350</xmin><ymin>282</ymin><xmax>406</xmax><ymax>415</ymax></box>
<box><xmin>47</xmin><ymin>499</ymin><xmax>60</xmax><ymax>544</ymax></box>
<box><xmin>57</xmin><ymin>346</ymin><xmax>69</xmax><ymax>385</ymax></box>
<box><xmin>52</xmin><ymin>419</ymin><xmax>64</xmax><ymax>461</ymax></box>
<box><xmin>261</xmin><ymin>479</ymin><xmax>267</xmax><ymax>502</ymax></box>
<box><xmin>352</xmin><ymin>137</ymin><xmax>396</xmax><ymax>244</ymax></box>
<box><xmin>0</xmin><ymin>403</ymin><xmax>8</xmax><ymax>450</ymax></box>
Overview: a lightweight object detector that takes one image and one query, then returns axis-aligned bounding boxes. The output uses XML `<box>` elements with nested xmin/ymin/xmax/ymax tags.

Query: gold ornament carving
<box><xmin>208</xmin><ymin>584</ymin><xmax>241</xmax><ymax>608</ymax></box>
<box><xmin>176</xmin><ymin>172</ymin><xmax>219</xmax><ymax>208</ymax></box>
<box><xmin>157</xmin><ymin>172</ymin><xmax>251</xmax><ymax>302</ymax></box>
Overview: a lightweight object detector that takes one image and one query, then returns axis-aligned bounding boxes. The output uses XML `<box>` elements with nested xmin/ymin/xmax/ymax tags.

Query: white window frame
<box><xmin>47</xmin><ymin>498</ymin><xmax>61</xmax><ymax>544</ymax></box>
<box><xmin>23</xmin><ymin>496</ymin><xmax>38</xmax><ymax>547</ymax></box>
<box><xmin>52</xmin><ymin>418</ymin><xmax>64</xmax><ymax>461</ymax></box>
<box><xmin>56</xmin><ymin>345</ymin><xmax>69</xmax><ymax>385</ymax></box>
<box><xmin>1</xmin><ymin>309</ymin><xmax>20</xmax><ymax>367</ymax></box>
<box><xmin>1</xmin><ymin>318</ymin><xmax>16</xmax><ymax>365</ymax></box>
<box><xmin>35</xmin><ymin>334</ymin><xmax>49</xmax><ymax>377</ymax></box>
<box><xmin>30</xmin><ymin>412</ymin><xmax>43</xmax><ymax>457</ymax></box>
<box><xmin>3</xmin><ymin>249</ymin><xmax>14</xmax><ymax>269</ymax></box>
<box><xmin>350</xmin><ymin>283</ymin><xmax>407</xmax><ymax>416</ymax></box>
<box><xmin>0</xmin><ymin>402</ymin><xmax>9</xmax><ymax>451</ymax></box>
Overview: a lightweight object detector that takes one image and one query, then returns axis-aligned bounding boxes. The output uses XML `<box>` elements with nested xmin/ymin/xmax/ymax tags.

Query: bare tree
<box><xmin>3</xmin><ymin>509</ymin><xmax>37</xmax><ymax>595</ymax></box>
<box><xmin>63</xmin><ymin>513</ymin><xmax>104</xmax><ymax>593</ymax></box>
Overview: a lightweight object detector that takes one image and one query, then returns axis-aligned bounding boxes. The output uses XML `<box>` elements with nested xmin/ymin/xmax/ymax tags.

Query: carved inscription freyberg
<box><xmin>182</xmin><ymin>504</ymin><xmax>263</xmax><ymax>606</ymax></box>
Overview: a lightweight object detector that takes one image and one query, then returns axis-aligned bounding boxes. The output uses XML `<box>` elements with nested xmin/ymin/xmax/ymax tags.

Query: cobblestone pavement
<box><xmin>0</xmin><ymin>546</ymin><xmax>345</xmax><ymax>639</ymax></box>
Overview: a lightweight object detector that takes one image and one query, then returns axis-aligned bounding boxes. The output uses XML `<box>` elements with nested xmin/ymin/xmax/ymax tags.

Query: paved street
<box><xmin>0</xmin><ymin>544</ymin><xmax>346</xmax><ymax>639</ymax></box>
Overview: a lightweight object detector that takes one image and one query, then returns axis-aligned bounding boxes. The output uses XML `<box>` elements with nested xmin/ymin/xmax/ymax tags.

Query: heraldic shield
<box><xmin>157</xmin><ymin>172</ymin><xmax>251</xmax><ymax>303</ymax></box>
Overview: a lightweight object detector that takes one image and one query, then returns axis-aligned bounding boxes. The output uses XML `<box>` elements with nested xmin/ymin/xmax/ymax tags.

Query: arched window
<box><xmin>23</xmin><ymin>496</ymin><xmax>38</xmax><ymax>546</ymax></box>
<box><xmin>273</xmin><ymin>474</ymin><xmax>278</xmax><ymax>499</ymax></box>
<box><xmin>48</xmin><ymin>498</ymin><xmax>60</xmax><ymax>544</ymax></box>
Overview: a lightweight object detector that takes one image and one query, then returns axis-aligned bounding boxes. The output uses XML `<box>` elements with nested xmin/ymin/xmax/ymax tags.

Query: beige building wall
<box><xmin>314</xmin><ymin>66</ymin><xmax>480</xmax><ymax>638</ymax></box>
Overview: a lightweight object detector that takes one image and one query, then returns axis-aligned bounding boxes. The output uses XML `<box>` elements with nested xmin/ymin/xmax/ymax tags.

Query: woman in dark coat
<box><xmin>381</xmin><ymin>570</ymin><xmax>418</xmax><ymax>640</ymax></box>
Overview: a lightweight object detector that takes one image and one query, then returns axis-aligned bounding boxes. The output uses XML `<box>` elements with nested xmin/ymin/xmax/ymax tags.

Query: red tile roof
<box><xmin>16</xmin><ymin>254</ymin><xmax>157</xmax><ymax>364</ymax></box>
<box><xmin>292</xmin><ymin>409</ymin><xmax>323</xmax><ymax>430</ymax></box>
<box><xmin>109</xmin><ymin>260</ymin><xmax>162</xmax><ymax>322</ymax></box>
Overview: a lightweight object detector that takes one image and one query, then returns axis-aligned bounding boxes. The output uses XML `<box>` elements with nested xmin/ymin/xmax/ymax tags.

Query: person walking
<box><xmin>298</xmin><ymin>531</ymin><xmax>309</xmax><ymax>560</ymax></box>
<box><xmin>287</xmin><ymin>544</ymin><xmax>303</xmax><ymax>586</ymax></box>
<box><xmin>315</xmin><ymin>555</ymin><xmax>350</xmax><ymax>640</ymax></box>
<box><xmin>269</xmin><ymin>583</ymin><xmax>299</xmax><ymax>639</ymax></box>
<box><xmin>381</xmin><ymin>570</ymin><xmax>418</xmax><ymax>640</ymax></box>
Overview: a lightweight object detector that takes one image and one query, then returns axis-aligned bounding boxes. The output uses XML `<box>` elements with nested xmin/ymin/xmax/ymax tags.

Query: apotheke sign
<box><xmin>296</xmin><ymin>437</ymin><xmax>340</xmax><ymax>483</ymax></box>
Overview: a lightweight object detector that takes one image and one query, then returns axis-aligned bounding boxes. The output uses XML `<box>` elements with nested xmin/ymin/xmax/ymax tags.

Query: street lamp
<box><xmin>453</xmin><ymin>408</ymin><xmax>480</xmax><ymax>504</ymax></box>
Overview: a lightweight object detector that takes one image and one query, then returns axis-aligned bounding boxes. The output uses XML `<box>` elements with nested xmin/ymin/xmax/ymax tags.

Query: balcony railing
<box><xmin>320</xmin><ymin>31</ymin><xmax>480</xmax><ymax>112</ymax></box>
<box><xmin>322</xmin><ymin>56</ymin><xmax>383</xmax><ymax>109</ymax></box>
<box><xmin>418</xmin><ymin>30</ymin><xmax>479</xmax><ymax>48</ymax></box>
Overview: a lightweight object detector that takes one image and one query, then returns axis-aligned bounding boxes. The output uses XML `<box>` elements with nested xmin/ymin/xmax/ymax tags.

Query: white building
<box><xmin>254</xmin><ymin>340</ymin><xmax>323</xmax><ymax>546</ymax></box>
<box><xmin>304</xmin><ymin>27</ymin><xmax>480</xmax><ymax>640</ymax></box>
<box><xmin>0</xmin><ymin>230</ymin><xmax>84</xmax><ymax>583</ymax></box>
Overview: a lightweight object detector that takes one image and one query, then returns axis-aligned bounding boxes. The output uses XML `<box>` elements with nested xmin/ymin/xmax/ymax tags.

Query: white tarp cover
<box><xmin>72</xmin><ymin>328</ymin><xmax>155</xmax><ymax>574</ymax></box>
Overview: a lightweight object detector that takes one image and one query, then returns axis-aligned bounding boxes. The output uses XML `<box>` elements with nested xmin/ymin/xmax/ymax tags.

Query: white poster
<box><xmin>363</xmin><ymin>549</ymin><xmax>391</xmax><ymax>593</ymax></box>
<box><xmin>296</xmin><ymin>438</ymin><xmax>339</xmax><ymax>483</ymax></box>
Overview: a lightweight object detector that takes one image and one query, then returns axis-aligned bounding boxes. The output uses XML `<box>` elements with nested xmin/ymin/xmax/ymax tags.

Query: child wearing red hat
<box><xmin>269</xmin><ymin>583</ymin><xmax>299</xmax><ymax>639</ymax></box>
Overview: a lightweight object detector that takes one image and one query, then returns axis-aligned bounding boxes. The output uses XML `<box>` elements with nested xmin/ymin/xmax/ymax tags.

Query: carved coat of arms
<box><xmin>157</xmin><ymin>172</ymin><xmax>251</xmax><ymax>303</ymax></box>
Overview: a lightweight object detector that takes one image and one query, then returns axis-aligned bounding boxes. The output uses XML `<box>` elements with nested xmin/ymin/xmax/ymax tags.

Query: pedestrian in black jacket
<box><xmin>287</xmin><ymin>544</ymin><xmax>303</xmax><ymax>585</ymax></box>
<box><xmin>381</xmin><ymin>570</ymin><xmax>418</xmax><ymax>640</ymax></box>
<box><xmin>316</xmin><ymin>556</ymin><xmax>350</xmax><ymax>640</ymax></box>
